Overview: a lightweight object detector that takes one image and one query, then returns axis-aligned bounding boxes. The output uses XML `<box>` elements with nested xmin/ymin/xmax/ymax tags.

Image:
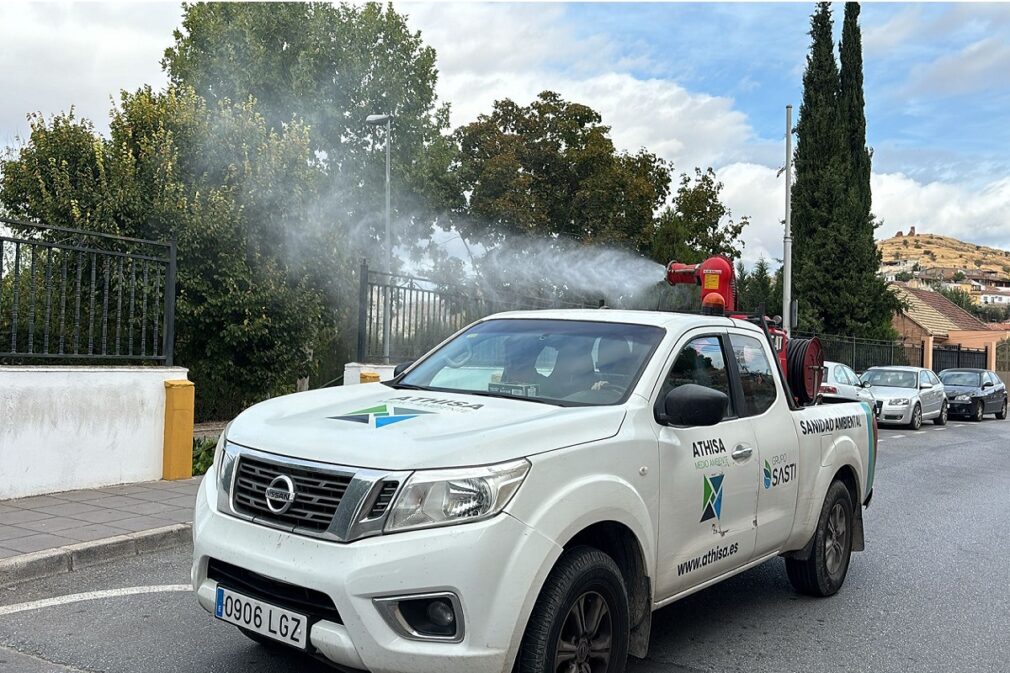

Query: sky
<box><xmin>1</xmin><ymin>1</ymin><xmax>1009</xmax><ymax>267</ymax></box>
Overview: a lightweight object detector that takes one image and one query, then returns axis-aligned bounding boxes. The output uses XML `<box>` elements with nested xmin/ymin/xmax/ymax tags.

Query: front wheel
<box><xmin>934</xmin><ymin>401</ymin><xmax>948</xmax><ymax>426</ymax></box>
<box><xmin>908</xmin><ymin>403</ymin><xmax>922</xmax><ymax>430</ymax></box>
<box><xmin>972</xmin><ymin>400</ymin><xmax>984</xmax><ymax>422</ymax></box>
<box><xmin>784</xmin><ymin>480</ymin><xmax>854</xmax><ymax>597</ymax></box>
<box><xmin>517</xmin><ymin>546</ymin><xmax>630</xmax><ymax>673</ymax></box>
<box><xmin>997</xmin><ymin>398</ymin><xmax>1007</xmax><ymax>420</ymax></box>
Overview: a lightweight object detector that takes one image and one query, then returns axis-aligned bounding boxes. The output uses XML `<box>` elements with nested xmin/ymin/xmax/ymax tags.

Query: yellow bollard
<box><xmin>360</xmin><ymin>371</ymin><xmax>380</xmax><ymax>384</ymax></box>
<box><xmin>163</xmin><ymin>379</ymin><xmax>195</xmax><ymax>480</ymax></box>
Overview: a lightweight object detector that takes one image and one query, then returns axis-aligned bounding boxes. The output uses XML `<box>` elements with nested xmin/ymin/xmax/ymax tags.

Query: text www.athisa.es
<box><xmin>676</xmin><ymin>542</ymin><xmax>740</xmax><ymax>576</ymax></box>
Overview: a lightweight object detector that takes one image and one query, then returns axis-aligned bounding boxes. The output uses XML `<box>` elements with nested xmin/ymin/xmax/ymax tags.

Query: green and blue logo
<box><xmin>330</xmin><ymin>403</ymin><xmax>433</xmax><ymax>428</ymax></box>
<box><xmin>700</xmin><ymin>473</ymin><xmax>724</xmax><ymax>522</ymax></box>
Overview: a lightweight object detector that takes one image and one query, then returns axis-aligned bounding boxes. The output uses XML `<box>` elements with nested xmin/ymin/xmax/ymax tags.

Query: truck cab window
<box><xmin>729</xmin><ymin>334</ymin><xmax>777</xmax><ymax>416</ymax></box>
<box><xmin>662</xmin><ymin>336</ymin><xmax>733</xmax><ymax>413</ymax></box>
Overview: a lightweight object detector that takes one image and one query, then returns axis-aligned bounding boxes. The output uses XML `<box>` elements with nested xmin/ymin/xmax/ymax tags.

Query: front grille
<box><xmin>208</xmin><ymin>558</ymin><xmax>342</xmax><ymax>623</ymax></box>
<box><xmin>232</xmin><ymin>455</ymin><xmax>352</xmax><ymax>532</ymax></box>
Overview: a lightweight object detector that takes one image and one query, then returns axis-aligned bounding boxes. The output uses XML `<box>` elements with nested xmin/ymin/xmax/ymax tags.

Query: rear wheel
<box><xmin>933</xmin><ymin>401</ymin><xmax>948</xmax><ymax>426</ymax></box>
<box><xmin>997</xmin><ymin>399</ymin><xmax>1007</xmax><ymax>420</ymax></box>
<box><xmin>908</xmin><ymin>403</ymin><xmax>922</xmax><ymax>430</ymax></box>
<box><xmin>972</xmin><ymin>400</ymin><xmax>984</xmax><ymax>422</ymax></box>
<box><xmin>517</xmin><ymin>546</ymin><xmax>629</xmax><ymax>673</ymax></box>
<box><xmin>784</xmin><ymin>480</ymin><xmax>854</xmax><ymax>597</ymax></box>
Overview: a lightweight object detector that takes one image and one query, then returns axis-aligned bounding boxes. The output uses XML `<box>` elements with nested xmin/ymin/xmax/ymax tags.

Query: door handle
<box><xmin>731</xmin><ymin>444</ymin><xmax>753</xmax><ymax>461</ymax></box>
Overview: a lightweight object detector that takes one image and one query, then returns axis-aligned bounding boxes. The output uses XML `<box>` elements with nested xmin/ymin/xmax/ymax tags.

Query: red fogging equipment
<box><xmin>664</xmin><ymin>254</ymin><xmax>823</xmax><ymax>406</ymax></box>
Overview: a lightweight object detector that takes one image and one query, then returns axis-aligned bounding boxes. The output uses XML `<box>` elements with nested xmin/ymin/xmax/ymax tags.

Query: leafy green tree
<box><xmin>650</xmin><ymin>168</ymin><xmax>748</xmax><ymax>265</ymax></box>
<box><xmin>163</xmin><ymin>2</ymin><xmax>456</xmax><ymax>257</ymax></box>
<box><xmin>0</xmin><ymin>87</ymin><xmax>330</xmax><ymax>419</ymax></box>
<box><xmin>938</xmin><ymin>286</ymin><xmax>976</xmax><ymax>313</ymax></box>
<box><xmin>452</xmin><ymin>92</ymin><xmax>670</xmax><ymax>251</ymax></box>
<box><xmin>739</xmin><ymin>258</ymin><xmax>777</xmax><ymax>312</ymax></box>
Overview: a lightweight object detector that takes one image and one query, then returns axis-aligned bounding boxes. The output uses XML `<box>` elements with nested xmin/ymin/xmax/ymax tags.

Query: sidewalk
<box><xmin>0</xmin><ymin>478</ymin><xmax>200</xmax><ymax>560</ymax></box>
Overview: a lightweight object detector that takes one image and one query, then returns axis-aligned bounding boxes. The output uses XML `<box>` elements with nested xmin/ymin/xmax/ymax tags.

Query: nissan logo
<box><xmin>264</xmin><ymin>474</ymin><xmax>297</xmax><ymax>514</ymax></box>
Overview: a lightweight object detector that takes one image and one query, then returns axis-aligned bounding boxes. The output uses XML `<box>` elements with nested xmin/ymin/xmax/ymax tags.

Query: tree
<box><xmin>790</xmin><ymin>2</ymin><xmax>898</xmax><ymax>338</ymax></box>
<box><xmin>0</xmin><ymin>87</ymin><xmax>331</xmax><ymax>419</ymax></box>
<box><xmin>739</xmin><ymin>258</ymin><xmax>777</xmax><ymax>312</ymax></box>
<box><xmin>452</xmin><ymin>92</ymin><xmax>670</xmax><ymax>252</ymax></box>
<box><xmin>163</xmin><ymin>2</ymin><xmax>456</xmax><ymax>263</ymax></box>
<box><xmin>649</xmin><ymin>168</ymin><xmax>748</xmax><ymax>265</ymax></box>
<box><xmin>938</xmin><ymin>286</ymin><xmax>976</xmax><ymax>313</ymax></box>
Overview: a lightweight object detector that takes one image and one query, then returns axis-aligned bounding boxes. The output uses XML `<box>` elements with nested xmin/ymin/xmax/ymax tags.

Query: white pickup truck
<box><xmin>192</xmin><ymin>309</ymin><xmax>877</xmax><ymax>673</ymax></box>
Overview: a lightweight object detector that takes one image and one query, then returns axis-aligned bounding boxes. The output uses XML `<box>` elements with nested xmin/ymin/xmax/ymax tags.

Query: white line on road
<box><xmin>891</xmin><ymin>434</ymin><xmax>907</xmax><ymax>439</ymax></box>
<box><xmin>935</xmin><ymin>427</ymin><xmax>947</xmax><ymax>431</ymax></box>
<box><xmin>0</xmin><ymin>585</ymin><xmax>191</xmax><ymax>616</ymax></box>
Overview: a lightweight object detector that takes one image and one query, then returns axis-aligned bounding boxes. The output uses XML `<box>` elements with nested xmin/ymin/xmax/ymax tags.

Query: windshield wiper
<box><xmin>461</xmin><ymin>390</ymin><xmax>563</xmax><ymax>406</ymax></box>
<box><xmin>385</xmin><ymin>382</ymin><xmax>430</xmax><ymax>390</ymax></box>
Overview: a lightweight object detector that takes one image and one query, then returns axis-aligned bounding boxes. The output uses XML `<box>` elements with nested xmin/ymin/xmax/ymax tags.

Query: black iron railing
<box><xmin>356</xmin><ymin>260</ymin><xmax>601</xmax><ymax>362</ymax></box>
<box><xmin>794</xmin><ymin>331</ymin><xmax>924</xmax><ymax>372</ymax></box>
<box><xmin>932</xmin><ymin>344</ymin><xmax>987</xmax><ymax>373</ymax></box>
<box><xmin>0</xmin><ymin>218</ymin><xmax>176</xmax><ymax>364</ymax></box>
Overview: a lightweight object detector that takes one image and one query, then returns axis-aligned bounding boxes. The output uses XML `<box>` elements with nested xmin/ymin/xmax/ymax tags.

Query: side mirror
<box><xmin>861</xmin><ymin>380</ymin><xmax>872</xmax><ymax>388</ymax></box>
<box><xmin>983</xmin><ymin>381</ymin><xmax>994</xmax><ymax>389</ymax></box>
<box><xmin>662</xmin><ymin>384</ymin><xmax>728</xmax><ymax>427</ymax></box>
<box><xmin>920</xmin><ymin>383</ymin><xmax>932</xmax><ymax>389</ymax></box>
<box><xmin>393</xmin><ymin>361</ymin><xmax>415</xmax><ymax>377</ymax></box>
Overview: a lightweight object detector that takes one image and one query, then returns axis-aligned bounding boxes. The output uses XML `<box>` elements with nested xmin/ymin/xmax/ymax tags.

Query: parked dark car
<box><xmin>938</xmin><ymin>368</ymin><xmax>1008</xmax><ymax>421</ymax></box>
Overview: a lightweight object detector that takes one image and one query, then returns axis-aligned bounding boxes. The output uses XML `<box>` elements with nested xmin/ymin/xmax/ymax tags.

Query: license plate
<box><xmin>215</xmin><ymin>586</ymin><xmax>309</xmax><ymax>649</ymax></box>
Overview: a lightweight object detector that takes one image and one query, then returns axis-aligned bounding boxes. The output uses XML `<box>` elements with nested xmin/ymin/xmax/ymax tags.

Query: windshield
<box><xmin>861</xmin><ymin>369</ymin><xmax>917</xmax><ymax>389</ymax></box>
<box><xmin>940</xmin><ymin>371</ymin><xmax>982</xmax><ymax>387</ymax></box>
<box><xmin>394</xmin><ymin>318</ymin><xmax>665</xmax><ymax>406</ymax></box>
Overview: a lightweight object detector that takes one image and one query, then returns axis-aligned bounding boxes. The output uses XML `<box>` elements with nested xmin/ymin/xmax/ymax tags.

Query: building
<box><xmin>889</xmin><ymin>283</ymin><xmax>1001</xmax><ymax>370</ymax></box>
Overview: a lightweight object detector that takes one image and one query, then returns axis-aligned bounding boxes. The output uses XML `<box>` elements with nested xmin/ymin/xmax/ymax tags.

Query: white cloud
<box><xmin>718</xmin><ymin>163</ymin><xmax>787</xmax><ymax>267</ymax></box>
<box><xmin>406</xmin><ymin>3</ymin><xmax>755</xmax><ymax>174</ymax></box>
<box><xmin>907</xmin><ymin>36</ymin><xmax>1010</xmax><ymax>97</ymax></box>
<box><xmin>872</xmin><ymin>173</ymin><xmax>1010</xmax><ymax>249</ymax></box>
<box><xmin>0</xmin><ymin>2</ymin><xmax>176</xmax><ymax>146</ymax></box>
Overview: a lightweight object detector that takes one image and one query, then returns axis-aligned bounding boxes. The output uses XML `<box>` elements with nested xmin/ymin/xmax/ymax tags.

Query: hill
<box><xmin>878</xmin><ymin>230</ymin><xmax>1010</xmax><ymax>277</ymax></box>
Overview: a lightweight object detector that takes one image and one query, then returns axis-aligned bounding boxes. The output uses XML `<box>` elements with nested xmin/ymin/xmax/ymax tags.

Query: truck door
<box><xmin>653</xmin><ymin>331</ymin><xmax>759</xmax><ymax>599</ymax></box>
<box><xmin>726</xmin><ymin>331</ymin><xmax>801</xmax><ymax>557</ymax></box>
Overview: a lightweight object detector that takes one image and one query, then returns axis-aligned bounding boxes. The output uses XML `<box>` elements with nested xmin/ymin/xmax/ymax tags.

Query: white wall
<box><xmin>0</xmin><ymin>366</ymin><xmax>188</xmax><ymax>499</ymax></box>
<box><xmin>343</xmin><ymin>362</ymin><xmax>397</xmax><ymax>385</ymax></box>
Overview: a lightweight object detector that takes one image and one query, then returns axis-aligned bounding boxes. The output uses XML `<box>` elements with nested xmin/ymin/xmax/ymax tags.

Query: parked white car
<box><xmin>192</xmin><ymin>310</ymin><xmax>876</xmax><ymax>673</ymax></box>
<box><xmin>860</xmin><ymin>366</ymin><xmax>947</xmax><ymax>429</ymax></box>
<box><xmin>820</xmin><ymin>361</ymin><xmax>875</xmax><ymax>405</ymax></box>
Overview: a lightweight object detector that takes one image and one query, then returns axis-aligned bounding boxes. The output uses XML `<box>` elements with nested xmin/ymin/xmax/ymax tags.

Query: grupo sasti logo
<box><xmin>330</xmin><ymin>403</ymin><xmax>433</xmax><ymax>428</ymax></box>
<box><xmin>763</xmin><ymin>460</ymin><xmax>773</xmax><ymax>489</ymax></box>
<box><xmin>700</xmin><ymin>473</ymin><xmax>724</xmax><ymax>522</ymax></box>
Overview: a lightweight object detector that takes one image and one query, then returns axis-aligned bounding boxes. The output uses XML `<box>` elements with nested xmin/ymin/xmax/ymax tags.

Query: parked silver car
<box><xmin>820</xmin><ymin>361</ymin><xmax>876</xmax><ymax>404</ymax></box>
<box><xmin>860</xmin><ymin>366</ymin><xmax>947</xmax><ymax>430</ymax></box>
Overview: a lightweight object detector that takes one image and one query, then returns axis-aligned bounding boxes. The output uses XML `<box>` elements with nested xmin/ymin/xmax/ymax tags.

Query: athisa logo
<box><xmin>700</xmin><ymin>473</ymin><xmax>724</xmax><ymax>522</ymax></box>
<box><xmin>329</xmin><ymin>403</ymin><xmax>433</xmax><ymax>428</ymax></box>
<box><xmin>763</xmin><ymin>454</ymin><xmax>797</xmax><ymax>489</ymax></box>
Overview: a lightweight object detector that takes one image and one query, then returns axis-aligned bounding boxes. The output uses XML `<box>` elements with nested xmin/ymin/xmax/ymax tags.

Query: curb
<box><xmin>0</xmin><ymin>523</ymin><xmax>192</xmax><ymax>588</ymax></box>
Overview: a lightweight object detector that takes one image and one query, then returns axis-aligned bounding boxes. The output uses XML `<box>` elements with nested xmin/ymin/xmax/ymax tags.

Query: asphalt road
<box><xmin>2</xmin><ymin>417</ymin><xmax>1009</xmax><ymax>673</ymax></box>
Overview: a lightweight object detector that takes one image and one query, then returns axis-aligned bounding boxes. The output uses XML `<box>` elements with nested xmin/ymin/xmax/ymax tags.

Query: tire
<box><xmin>997</xmin><ymin>398</ymin><xmax>1007</xmax><ymax>420</ymax></box>
<box><xmin>933</xmin><ymin>400</ymin><xmax>948</xmax><ymax>426</ymax></box>
<box><xmin>908</xmin><ymin>403</ymin><xmax>922</xmax><ymax>430</ymax></box>
<box><xmin>517</xmin><ymin>546</ymin><xmax>630</xmax><ymax>673</ymax></box>
<box><xmin>972</xmin><ymin>400</ymin><xmax>984</xmax><ymax>422</ymax></box>
<box><xmin>784</xmin><ymin>480</ymin><xmax>854</xmax><ymax>597</ymax></box>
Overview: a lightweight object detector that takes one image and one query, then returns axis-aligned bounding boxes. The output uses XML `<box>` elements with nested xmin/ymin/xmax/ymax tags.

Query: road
<box><xmin>2</xmin><ymin>418</ymin><xmax>1008</xmax><ymax>673</ymax></box>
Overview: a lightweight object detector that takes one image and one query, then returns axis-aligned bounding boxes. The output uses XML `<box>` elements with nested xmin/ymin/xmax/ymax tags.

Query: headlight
<box><xmin>213</xmin><ymin>422</ymin><xmax>232</xmax><ymax>468</ymax></box>
<box><xmin>889</xmin><ymin>398</ymin><xmax>910</xmax><ymax>405</ymax></box>
<box><xmin>955</xmin><ymin>394</ymin><xmax>970</xmax><ymax>401</ymax></box>
<box><xmin>385</xmin><ymin>459</ymin><xmax>530</xmax><ymax>533</ymax></box>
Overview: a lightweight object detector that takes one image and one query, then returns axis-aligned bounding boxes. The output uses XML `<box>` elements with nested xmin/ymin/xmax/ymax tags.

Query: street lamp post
<box><xmin>366</xmin><ymin>113</ymin><xmax>393</xmax><ymax>363</ymax></box>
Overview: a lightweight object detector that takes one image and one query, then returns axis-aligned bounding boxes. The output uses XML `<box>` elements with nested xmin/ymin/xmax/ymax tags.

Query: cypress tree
<box><xmin>839</xmin><ymin>1</ymin><xmax>900</xmax><ymax>338</ymax></box>
<box><xmin>791</xmin><ymin>2</ymin><xmax>845</xmax><ymax>334</ymax></box>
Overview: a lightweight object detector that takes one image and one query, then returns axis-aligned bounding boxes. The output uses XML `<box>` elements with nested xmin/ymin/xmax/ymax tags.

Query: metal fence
<box><xmin>0</xmin><ymin>218</ymin><xmax>176</xmax><ymax>364</ymax></box>
<box><xmin>931</xmin><ymin>344</ymin><xmax>987</xmax><ymax>373</ymax></box>
<box><xmin>794</xmin><ymin>331</ymin><xmax>923</xmax><ymax>373</ymax></box>
<box><xmin>356</xmin><ymin>261</ymin><xmax>601</xmax><ymax>362</ymax></box>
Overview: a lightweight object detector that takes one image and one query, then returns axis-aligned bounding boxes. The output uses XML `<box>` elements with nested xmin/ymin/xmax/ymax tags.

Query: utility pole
<box><xmin>366</xmin><ymin>113</ymin><xmax>394</xmax><ymax>363</ymax></box>
<box><xmin>783</xmin><ymin>104</ymin><xmax>793</xmax><ymax>336</ymax></box>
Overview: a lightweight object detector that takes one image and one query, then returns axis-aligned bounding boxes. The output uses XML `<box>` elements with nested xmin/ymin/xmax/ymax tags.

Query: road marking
<box><xmin>953</xmin><ymin>424</ymin><xmax>965</xmax><ymax>428</ymax></box>
<box><xmin>0</xmin><ymin>585</ymin><xmax>191</xmax><ymax>616</ymax></box>
<box><xmin>935</xmin><ymin>427</ymin><xmax>947</xmax><ymax>431</ymax></box>
<box><xmin>891</xmin><ymin>434</ymin><xmax>907</xmax><ymax>439</ymax></box>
